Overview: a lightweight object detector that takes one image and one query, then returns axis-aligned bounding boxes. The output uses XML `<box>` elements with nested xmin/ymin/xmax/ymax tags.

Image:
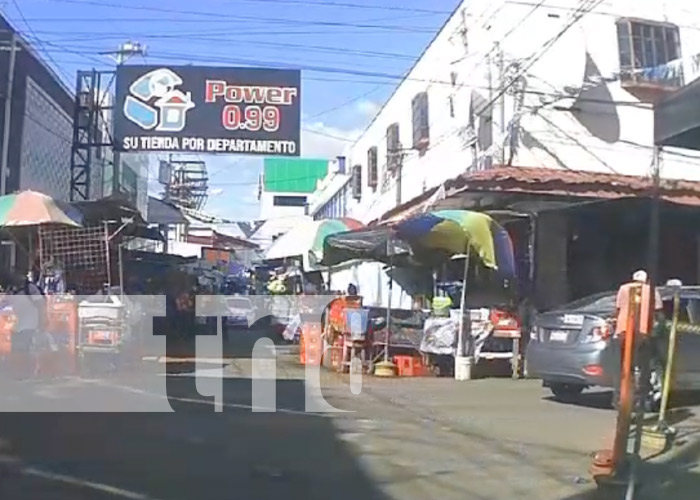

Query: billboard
<box><xmin>113</xmin><ymin>65</ymin><xmax>301</xmax><ymax>156</ymax></box>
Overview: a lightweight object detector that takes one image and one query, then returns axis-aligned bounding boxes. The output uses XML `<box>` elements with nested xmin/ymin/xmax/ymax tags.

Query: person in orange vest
<box><xmin>615</xmin><ymin>270</ymin><xmax>662</xmax><ymax>337</ymax></box>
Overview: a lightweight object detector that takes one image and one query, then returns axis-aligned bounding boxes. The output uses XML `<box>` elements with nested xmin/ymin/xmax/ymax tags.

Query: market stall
<box><xmin>262</xmin><ymin>218</ymin><xmax>365</xmax><ymax>353</ymax></box>
<box><xmin>323</xmin><ymin>210</ymin><xmax>518</xmax><ymax>379</ymax></box>
<box><xmin>0</xmin><ymin>191</ymin><xmax>82</xmax><ymax>376</ymax></box>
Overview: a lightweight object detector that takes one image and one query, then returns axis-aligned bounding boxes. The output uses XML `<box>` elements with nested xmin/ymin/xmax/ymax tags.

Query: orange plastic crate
<box><xmin>299</xmin><ymin>322</ymin><xmax>323</xmax><ymax>366</ymax></box>
<box><xmin>393</xmin><ymin>355</ymin><xmax>427</xmax><ymax>377</ymax></box>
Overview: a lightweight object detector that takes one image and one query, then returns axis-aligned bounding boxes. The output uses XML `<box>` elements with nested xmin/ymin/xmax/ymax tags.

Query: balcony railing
<box><xmin>619</xmin><ymin>62</ymin><xmax>684</xmax><ymax>91</ymax></box>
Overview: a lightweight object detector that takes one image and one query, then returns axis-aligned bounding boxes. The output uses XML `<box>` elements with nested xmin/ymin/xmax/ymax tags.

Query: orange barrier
<box><xmin>590</xmin><ymin>284</ymin><xmax>641</xmax><ymax>483</ymax></box>
<box><xmin>299</xmin><ymin>322</ymin><xmax>323</xmax><ymax>366</ymax></box>
<box><xmin>0</xmin><ymin>312</ymin><xmax>15</xmax><ymax>356</ymax></box>
<box><xmin>45</xmin><ymin>296</ymin><xmax>78</xmax><ymax>375</ymax></box>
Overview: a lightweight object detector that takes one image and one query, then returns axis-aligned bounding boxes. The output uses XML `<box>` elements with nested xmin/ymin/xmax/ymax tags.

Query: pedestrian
<box><xmin>10</xmin><ymin>272</ymin><xmax>49</xmax><ymax>377</ymax></box>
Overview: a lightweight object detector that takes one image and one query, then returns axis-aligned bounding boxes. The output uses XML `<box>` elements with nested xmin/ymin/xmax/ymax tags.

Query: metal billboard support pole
<box><xmin>104</xmin><ymin>41</ymin><xmax>145</xmax><ymax>199</ymax></box>
<box><xmin>1</xmin><ymin>32</ymin><xmax>18</xmax><ymax>196</ymax></box>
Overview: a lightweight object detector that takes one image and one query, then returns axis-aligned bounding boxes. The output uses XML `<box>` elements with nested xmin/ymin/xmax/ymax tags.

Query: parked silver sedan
<box><xmin>525</xmin><ymin>286</ymin><xmax>700</xmax><ymax>407</ymax></box>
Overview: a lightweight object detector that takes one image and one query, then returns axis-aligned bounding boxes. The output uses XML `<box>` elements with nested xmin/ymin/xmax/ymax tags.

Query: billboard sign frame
<box><xmin>113</xmin><ymin>65</ymin><xmax>301</xmax><ymax>156</ymax></box>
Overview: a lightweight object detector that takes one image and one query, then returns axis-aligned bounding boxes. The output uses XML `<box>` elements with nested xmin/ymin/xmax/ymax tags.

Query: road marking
<box><xmin>23</xmin><ymin>466</ymin><xmax>164</xmax><ymax>500</ymax></box>
<box><xmin>81</xmin><ymin>378</ymin><xmax>327</xmax><ymax>417</ymax></box>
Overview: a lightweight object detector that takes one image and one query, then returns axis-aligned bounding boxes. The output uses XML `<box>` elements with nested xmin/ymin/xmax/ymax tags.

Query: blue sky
<box><xmin>3</xmin><ymin>0</ymin><xmax>459</xmax><ymax>219</ymax></box>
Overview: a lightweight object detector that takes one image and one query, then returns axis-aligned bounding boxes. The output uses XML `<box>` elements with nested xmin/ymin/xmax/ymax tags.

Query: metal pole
<box><xmin>1</xmin><ymin>32</ymin><xmax>18</xmax><ymax>196</ymax></box>
<box><xmin>111</xmin><ymin>50</ymin><xmax>123</xmax><ymax>199</ymax></box>
<box><xmin>658</xmin><ymin>286</ymin><xmax>680</xmax><ymax>427</ymax></box>
<box><xmin>395</xmin><ymin>150</ymin><xmax>403</xmax><ymax>206</ymax></box>
<box><xmin>104</xmin><ymin>222</ymin><xmax>112</xmax><ymax>290</ymax></box>
<box><xmin>626</xmin><ymin>285</ymin><xmax>645</xmax><ymax>500</ymax></box>
<box><xmin>118</xmin><ymin>242</ymin><xmax>125</xmax><ymax>298</ymax></box>
<box><xmin>626</xmin><ymin>147</ymin><xmax>663</xmax><ymax>499</ymax></box>
<box><xmin>110</xmin><ymin>42</ymin><xmax>145</xmax><ymax>198</ymax></box>
<box><xmin>457</xmin><ymin>251</ymin><xmax>470</xmax><ymax>357</ymax></box>
<box><xmin>648</xmin><ymin>146</ymin><xmax>661</xmax><ymax>291</ymax></box>
<box><xmin>496</xmin><ymin>42</ymin><xmax>506</xmax><ymax>164</ymax></box>
<box><xmin>385</xmin><ymin>257</ymin><xmax>393</xmax><ymax>363</ymax></box>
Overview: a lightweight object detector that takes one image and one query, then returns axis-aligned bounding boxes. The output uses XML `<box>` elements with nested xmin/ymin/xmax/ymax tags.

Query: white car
<box><xmin>224</xmin><ymin>296</ymin><xmax>256</xmax><ymax>328</ymax></box>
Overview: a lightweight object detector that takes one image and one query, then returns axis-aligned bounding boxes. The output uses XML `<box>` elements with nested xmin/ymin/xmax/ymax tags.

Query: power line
<box><xmin>305</xmin><ymin>85</ymin><xmax>384</xmax><ymax>119</ymax></box>
<box><xmin>42</xmin><ymin>0</ymin><xmax>441</xmax><ymax>33</ymax></box>
<box><xmin>9</xmin><ymin>0</ymin><xmax>74</xmax><ymax>87</ymax></box>
<box><xmin>39</xmin><ymin>41</ymin><xmax>653</xmax><ymax>111</ymax></box>
<box><xmin>22</xmin><ymin>21</ymin><xmax>436</xmax><ymax>33</ymax></box>
<box><xmin>40</xmin><ymin>33</ymin><xmax>419</xmax><ymax>61</ymax></box>
<box><xmin>348</xmin><ymin>0</ymin><xmax>608</xmax><ymax>213</ymax></box>
<box><xmin>213</xmin><ymin>0</ymin><xmax>453</xmax><ymax>15</ymax></box>
<box><xmin>504</xmin><ymin>0</ymin><xmax>700</xmax><ymax>32</ymax></box>
<box><xmin>39</xmin><ymin>43</ymin><xmax>458</xmax><ymax>84</ymax></box>
<box><xmin>302</xmin><ymin>127</ymin><xmax>357</xmax><ymax>142</ymax></box>
<box><xmin>470</xmin><ymin>0</ymin><xmax>606</xmax><ymax>121</ymax></box>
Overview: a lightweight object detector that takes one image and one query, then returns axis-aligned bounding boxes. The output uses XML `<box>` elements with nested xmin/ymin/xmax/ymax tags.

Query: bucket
<box><xmin>345</xmin><ymin>309</ymin><xmax>369</xmax><ymax>341</ymax></box>
<box><xmin>454</xmin><ymin>355</ymin><xmax>474</xmax><ymax>381</ymax></box>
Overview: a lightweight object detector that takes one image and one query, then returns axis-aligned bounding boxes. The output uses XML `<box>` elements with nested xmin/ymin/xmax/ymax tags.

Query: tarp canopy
<box><xmin>147</xmin><ymin>197</ymin><xmax>187</xmax><ymax>225</ymax></box>
<box><xmin>323</xmin><ymin>210</ymin><xmax>517</xmax><ymax>280</ymax></box>
<box><xmin>322</xmin><ymin>227</ymin><xmax>413</xmax><ymax>267</ymax></box>
<box><xmin>654</xmin><ymin>78</ymin><xmax>700</xmax><ymax>150</ymax></box>
<box><xmin>265</xmin><ymin>218</ymin><xmax>364</xmax><ymax>270</ymax></box>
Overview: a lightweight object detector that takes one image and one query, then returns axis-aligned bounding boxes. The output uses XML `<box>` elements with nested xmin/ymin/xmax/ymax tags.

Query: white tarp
<box><xmin>420</xmin><ymin>310</ymin><xmax>493</xmax><ymax>361</ymax></box>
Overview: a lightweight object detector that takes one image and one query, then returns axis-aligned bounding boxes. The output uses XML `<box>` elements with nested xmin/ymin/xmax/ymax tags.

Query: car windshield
<box><xmin>227</xmin><ymin>298</ymin><xmax>251</xmax><ymax>308</ymax></box>
<box><xmin>557</xmin><ymin>292</ymin><xmax>617</xmax><ymax>313</ymax></box>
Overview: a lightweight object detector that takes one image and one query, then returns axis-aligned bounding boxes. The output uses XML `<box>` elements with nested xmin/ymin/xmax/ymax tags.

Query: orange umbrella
<box><xmin>0</xmin><ymin>191</ymin><xmax>82</xmax><ymax>227</ymax></box>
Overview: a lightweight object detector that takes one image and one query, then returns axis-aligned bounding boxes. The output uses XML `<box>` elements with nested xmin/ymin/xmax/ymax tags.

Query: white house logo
<box><xmin>123</xmin><ymin>68</ymin><xmax>195</xmax><ymax>132</ymax></box>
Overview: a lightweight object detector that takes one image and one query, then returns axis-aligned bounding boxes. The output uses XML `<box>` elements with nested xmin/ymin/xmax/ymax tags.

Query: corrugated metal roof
<box><xmin>377</xmin><ymin>166</ymin><xmax>700</xmax><ymax>223</ymax></box>
<box><xmin>452</xmin><ymin>166</ymin><xmax>700</xmax><ymax>204</ymax></box>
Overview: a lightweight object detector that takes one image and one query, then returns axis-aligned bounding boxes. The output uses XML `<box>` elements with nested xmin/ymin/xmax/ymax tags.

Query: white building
<box><xmin>326</xmin><ymin>0</ymin><xmax>700</xmax><ymax>307</ymax></box>
<box><xmin>344</xmin><ymin>0</ymin><xmax>700</xmax><ymax>224</ymax></box>
<box><xmin>307</xmin><ymin>157</ymin><xmax>351</xmax><ymax>220</ymax></box>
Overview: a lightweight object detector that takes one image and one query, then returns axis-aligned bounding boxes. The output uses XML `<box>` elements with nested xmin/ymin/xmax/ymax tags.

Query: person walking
<box><xmin>11</xmin><ymin>273</ymin><xmax>48</xmax><ymax>377</ymax></box>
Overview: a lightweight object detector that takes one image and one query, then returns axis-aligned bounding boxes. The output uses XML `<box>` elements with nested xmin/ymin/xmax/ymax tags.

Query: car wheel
<box><xmin>549</xmin><ymin>383</ymin><xmax>585</xmax><ymax>401</ymax></box>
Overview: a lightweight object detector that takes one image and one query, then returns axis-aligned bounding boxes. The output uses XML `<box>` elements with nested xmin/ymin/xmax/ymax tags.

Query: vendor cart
<box><xmin>76</xmin><ymin>291</ymin><xmax>133</xmax><ymax>371</ymax></box>
<box><xmin>321</xmin><ymin>295</ymin><xmax>373</xmax><ymax>374</ymax></box>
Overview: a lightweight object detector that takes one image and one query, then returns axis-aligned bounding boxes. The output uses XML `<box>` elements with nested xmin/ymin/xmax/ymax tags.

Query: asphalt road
<box><xmin>1</xmin><ymin>327</ymin><xmax>700</xmax><ymax>500</ymax></box>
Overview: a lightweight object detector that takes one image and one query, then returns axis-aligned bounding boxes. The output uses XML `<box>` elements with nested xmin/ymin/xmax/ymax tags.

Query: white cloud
<box><xmin>301</xmin><ymin>121</ymin><xmax>363</xmax><ymax>158</ymax></box>
<box><xmin>355</xmin><ymin>99</ymin><xmax>380</xmax><ymax>116</ymax></box>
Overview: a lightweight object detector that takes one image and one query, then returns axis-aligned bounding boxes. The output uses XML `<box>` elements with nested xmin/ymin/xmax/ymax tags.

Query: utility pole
<box><xmin>496</xmin><ymin>42</ymin><xmax>506</xmax><ymax>165</ymax></box>
<box><xmin>1</xmin><ymin>32</ymin><xmax>18</xmax><ymax>196</ymax></box>
<box><xmin>485</xmin><ymin>49</ymin><xmax>494</xmax><ymax>171</ymax></box>
<box><xmin>101</xmin><ymin>41</ymin><xmax>146</xmax><ymax>198</ymax></box>
<box><xmin>395</xmin><ymin>152</ymin><xmax>403</xmax><ymax>206</ymax></box>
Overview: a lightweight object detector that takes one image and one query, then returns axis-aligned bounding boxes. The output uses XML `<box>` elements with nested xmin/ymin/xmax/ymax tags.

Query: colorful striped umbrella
<box><xmin>265</xmin><ymin>217</ymin><xmax>364</xmax><ymax>270</ymax></box>
<box><xmin>0</xmin><ymin>190</ymin><xmax>82</xmax><ymax>227</ymax></box>
<box><xmin>395</xmin><ymin>210</ymin><xmax>516</xmax><ymax>277</ymax></box>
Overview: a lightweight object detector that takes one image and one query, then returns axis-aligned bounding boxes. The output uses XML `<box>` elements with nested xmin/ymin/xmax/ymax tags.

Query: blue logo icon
<box><xmin>123</xmin><ymin>68</ymin><xmax>195</xmax><ymax>132</ymax></box>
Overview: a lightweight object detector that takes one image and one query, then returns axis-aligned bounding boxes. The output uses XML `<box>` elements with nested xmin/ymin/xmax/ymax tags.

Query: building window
<box><xmin>367</xmin><ymin>146</ymin><xmax>378</xmax><ymax>190</ymax></box>
<box><xmin>351</xmin><ymin>164</ymin><xmax>362</xmax><ymax>200</ymax></box>
<box><xmin>616</xmin><ymin>19</ymin><xmax>682</xmax><ymax>88</ymax></box>
<box><xmin>412</xmin><ymin>91</ymin><xmax>430</xmax><ymax>151</ymax></box>
<box><xmin>386</xmin><ymin>123</ymin><xmax>400</xmax><ymax>173</ymax></box>
<box><xmin>273</xmin><ymin>195</ymin><xmax>307</xmax><ymax>207</ymax></box>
